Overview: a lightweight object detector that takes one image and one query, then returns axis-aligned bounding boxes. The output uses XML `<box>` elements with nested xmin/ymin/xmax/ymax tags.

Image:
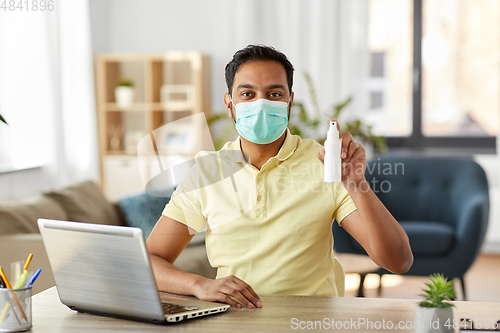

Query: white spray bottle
<box><xmin>324</xmin><ymin>120</ymin><xmax>342</xmax><ymax>183</ymax></box>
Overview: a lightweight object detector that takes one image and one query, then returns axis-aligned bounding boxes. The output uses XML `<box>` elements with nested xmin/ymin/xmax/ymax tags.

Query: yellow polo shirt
<box><xmin>162</xmin><ymin>129</ymin><xmax>357</xmax><ymax>296</ymax></box>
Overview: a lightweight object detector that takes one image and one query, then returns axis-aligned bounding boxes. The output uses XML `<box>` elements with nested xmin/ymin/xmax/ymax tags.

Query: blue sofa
<box><xmin>0</xmin><ymin>181</ymin><xmax>214</xmax><ymax>294</ymax></box>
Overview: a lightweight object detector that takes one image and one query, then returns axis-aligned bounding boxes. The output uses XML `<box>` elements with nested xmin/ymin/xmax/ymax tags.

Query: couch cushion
<box><xmin>0</xmin><ymin>196</ymin><xmax>68</xmax><ymax>235</ymax></box>
<box><xmin>44</xmin><ymin>181</ymin><xmax>122</xmax><ymax>226</ymax></box>
<box><xmin>399</xmin><ymin>221</ymin><xmax>455</xmax><ymax>256</ymax></box>
<box><xmin>118</xmin><ymin>187</ymin><xmax>175</xmax><ymax>239</ymax></box>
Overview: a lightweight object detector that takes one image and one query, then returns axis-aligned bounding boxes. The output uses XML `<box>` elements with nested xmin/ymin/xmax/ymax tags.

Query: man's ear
<box><xmin>224</xmin><ymin>93</ymin><xmax>233</xmax><ymax>118</ymax></box>
<box><xmin>288</xmin><ymin>91</ymin><xmax>295</xmax><ymax>118</ymax></box>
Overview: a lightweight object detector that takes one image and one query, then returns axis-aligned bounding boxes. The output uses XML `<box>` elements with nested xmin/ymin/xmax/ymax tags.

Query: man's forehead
<box><xmin>233</xmin><ymin>60</ymin><xmax>287</xmax><ymax>86</ymax></box>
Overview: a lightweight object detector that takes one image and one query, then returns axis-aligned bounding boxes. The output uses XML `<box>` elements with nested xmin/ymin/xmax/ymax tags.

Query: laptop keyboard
<box><xmin>162</xmin><ymin>302</ymin><xmax>200</xmax><ymax>314</ymax></box>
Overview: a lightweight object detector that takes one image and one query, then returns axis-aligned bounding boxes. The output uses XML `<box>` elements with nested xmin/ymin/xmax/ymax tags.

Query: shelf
<box><xmin>105</xmin><ymin>150</ymin><xmax>137</xmax><ymax>155</ymax></box>
<box><xmin>104</xmin><ymin>103</ymin><xmax>150</xmax><ymax>111</ymax></box>
<box><xmin>151</xmin><ymin>103</ymin><xmax>195</xmax><ymax>112</ymax></box>
<box><xmin>96</xmin><ymin>52</ymin><xmax>212</xmax><ymax>199</ymax></box>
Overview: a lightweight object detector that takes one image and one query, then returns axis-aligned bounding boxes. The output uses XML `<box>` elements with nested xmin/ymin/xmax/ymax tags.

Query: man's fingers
<box><xmin>318</xmin><ymin>148</ymin><xmax>325</xmax><ymax>163</ymax></box>
<box><xmin>341</xmin><ymin>132</ymin><xmax>353</xmax><ymax>159</ymax></box>
<box><xmin>230</xmin><ymin>276</ymin><xmax>262</xmax><ymax>307</ymax></box>
<box><xmin>237</xmin><ymin>285</ymin><xmax>261</xmax><ymax>308</ymax></box>
<box><xmin>219</xmin><ymin>293</ymin><xmax>243</xmax><ymax>308</ymax></box>
<box><xmin>230</xmin><ymin>275</ymin><xmax>259</xmax><ymax>298</ymax></box>
<box><xmin>345</xmin><ymin>141</ymin><xmax>361</xmax><ymax>164</ymax></box>
<box><xmin>220</xmin><ymin>284</ymin><xmax>255</xmax><ymax>308</ymax></box>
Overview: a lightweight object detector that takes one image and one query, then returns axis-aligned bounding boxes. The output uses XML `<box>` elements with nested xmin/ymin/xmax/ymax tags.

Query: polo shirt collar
<box><xmin>223</xmin><ymin>128</ymin><xmax>298</xmax><ymax>163</ymax></box>
<box><xmin>274</xmin><ymin>128</ymin><xmax>299</xmax><ymax>161</ymax></box>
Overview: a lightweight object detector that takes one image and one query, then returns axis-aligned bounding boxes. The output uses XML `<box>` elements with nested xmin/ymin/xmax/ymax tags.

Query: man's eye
<box><xmin>241</xmin><ymin>92</ymin><xmax>253</xmax><ymax>97</ymax></box>
<box><xmin>270</xmin><ymin>92</ymin><xmax>282</xmax><ymax>98</ymax></box>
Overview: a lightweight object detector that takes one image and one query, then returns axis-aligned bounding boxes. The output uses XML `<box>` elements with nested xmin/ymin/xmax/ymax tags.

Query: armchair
<box><xmin>333</xmin><ymin>156</ymin><xmax>489</xmax><ymax>299</ymax></box>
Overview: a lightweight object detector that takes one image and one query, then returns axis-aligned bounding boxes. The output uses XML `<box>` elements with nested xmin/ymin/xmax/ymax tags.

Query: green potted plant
<box><xmin>416</xmin><ymin>273</ymin><xmax>455</xmax><ymax>333</ymax></box>
<box><xmin>115</xmin><ymin>78</ymin><xmax>135</xmax><ymax>108</ymax></box>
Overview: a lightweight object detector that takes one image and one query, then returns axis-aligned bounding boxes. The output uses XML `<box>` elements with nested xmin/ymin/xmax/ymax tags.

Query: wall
<box><xmin>88</xmin><ymin>0</ymin><xmax>370</xmax><ymax>119</ymax></box>
<box><xmin>89</xmin><ymin>0</ymin><xmax>236</xmax><ymax>115</ymax></box>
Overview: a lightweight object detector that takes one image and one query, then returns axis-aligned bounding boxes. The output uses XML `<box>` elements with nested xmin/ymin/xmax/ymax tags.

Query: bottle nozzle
<box><xmin>327</xmin><ymin>121</ymin><xmax>339</xmax><ymax>140</ymax></box>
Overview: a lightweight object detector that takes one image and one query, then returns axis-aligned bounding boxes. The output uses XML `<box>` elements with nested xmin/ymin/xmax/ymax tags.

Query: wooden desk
<box><xmin>30</xmin><ymin>287</ymin><xmax>500</xmax><ymax>332</ymax></box>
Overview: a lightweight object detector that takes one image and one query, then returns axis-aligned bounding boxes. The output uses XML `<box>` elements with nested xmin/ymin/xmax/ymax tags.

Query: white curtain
<box><xmin>229</xmin><ymin>0</ymin><xmax>369</xmax><ymax>125</ymax></box>
<box><xmin>0</xmin><ymin>0</ymin><xmax>98</xmax><ymax>196</ymax></box>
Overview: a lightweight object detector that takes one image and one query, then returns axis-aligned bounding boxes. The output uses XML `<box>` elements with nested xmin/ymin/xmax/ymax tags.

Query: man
<box><xmin>147</xmin><ymin>45</ymin><xmax>413</xmax><ymax>309</ymax></box>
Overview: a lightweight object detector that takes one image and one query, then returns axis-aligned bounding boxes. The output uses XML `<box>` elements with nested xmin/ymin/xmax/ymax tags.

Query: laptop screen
<box><xmin>38</xmin><ymin>219</ymin><xmax>165</xmax><ymax>321</ymax></box>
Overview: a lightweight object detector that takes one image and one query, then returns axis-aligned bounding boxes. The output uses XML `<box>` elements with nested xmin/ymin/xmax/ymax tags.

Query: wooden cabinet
<box><xmin>95</xmin><ymin>52</ymin><xmax>211</xmax><ymax>200</ymax></box>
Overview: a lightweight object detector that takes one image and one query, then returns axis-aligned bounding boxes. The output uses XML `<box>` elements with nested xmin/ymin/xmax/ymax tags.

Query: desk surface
<box><xmin>32</xmin><ymin>287</ymin><xmax>500</xmax><ymax>332</ymax></box>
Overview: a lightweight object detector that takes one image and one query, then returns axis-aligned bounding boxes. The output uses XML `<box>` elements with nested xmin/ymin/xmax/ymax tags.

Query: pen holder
<box><xmin>0</xmin><ymin>287</ymin><xmax>32</xmax><ymax>332</ymax></box>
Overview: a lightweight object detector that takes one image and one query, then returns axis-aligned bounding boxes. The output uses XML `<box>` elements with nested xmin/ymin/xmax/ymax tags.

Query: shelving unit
<box><xmin>95</xmin><ymin>52</ymin><xmax>212</xmax><ymax>200</ymax></box>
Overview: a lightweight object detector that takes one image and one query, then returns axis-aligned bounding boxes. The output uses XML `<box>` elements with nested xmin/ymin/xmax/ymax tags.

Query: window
<box><xmin>367</xmin><ymin>0</ymin><xmax>498</xmax><ymax>151</ymax></box>
<box><xmin>0</xmin><ymin>11</ymin><xmax>51</xmax><ymax>171</ymax></box>
<box><xmin>366</xmin><ymin>0</ymin><xmax>413</xmax><ymax>137</ymax></box>
<box><xmin>369</xmin><ymin>52</ymin><xmax>386</xmax><ymax>110</ymax></box>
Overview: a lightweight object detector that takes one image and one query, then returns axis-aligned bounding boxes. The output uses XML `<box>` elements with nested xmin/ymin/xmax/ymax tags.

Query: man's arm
<box><xmin>146</xmin><ymin>215</ymin><xmax>262</xmax><ymax>308</ymax></box>
<box><xmin>319</xmin><ymin>120</ymin><xmax>413</xmax><ymax>274</ymax></box>
<box><xmin>338</xmin><ymin>187</ymin><xmax>413</xmax><ymax>274</ymax></box>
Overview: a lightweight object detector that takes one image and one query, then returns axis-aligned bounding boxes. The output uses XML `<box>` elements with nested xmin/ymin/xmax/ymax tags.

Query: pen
<box><xmin>26</xmin><ymin>269</ymin><xmax>41</xmax><ymax>288</ymax></box>
<box><xmin>0</xmin><ymin>267</ymin><xmax>28</xmax><ymax>321</ymax></box>
<box><xmin>0</xmin><ymin>273</ymin><xmax>21</xmax><ymax>326</ymax></box>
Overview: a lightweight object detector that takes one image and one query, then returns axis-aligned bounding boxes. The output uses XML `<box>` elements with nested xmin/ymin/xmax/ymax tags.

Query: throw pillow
<box><xmin>0</xmin><ymin>195</ymin><xmax>68</xmax><ymax>235</ymax></box>
<box><xmin>118</xmin><ymin>187</ymin><xmax>175</xmax><ymax>239</ymax></box>
<box><xmin>44</xmin><ymin>180</ymin><xmax>122</xmax><ymax>226</ymax></box>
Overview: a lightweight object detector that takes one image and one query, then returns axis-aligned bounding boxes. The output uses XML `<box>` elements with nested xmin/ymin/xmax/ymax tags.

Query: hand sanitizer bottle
<box><xmin>324</xmin><ymin>121</ymin><xmax>342</xmax><ymax>183</ymax></box>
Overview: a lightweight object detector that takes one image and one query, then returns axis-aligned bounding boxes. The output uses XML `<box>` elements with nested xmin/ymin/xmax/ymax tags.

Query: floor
<box><xmin>344</xmin><ymin>253</ymin><xmax>500</xmax><ymax>302</ymax></box>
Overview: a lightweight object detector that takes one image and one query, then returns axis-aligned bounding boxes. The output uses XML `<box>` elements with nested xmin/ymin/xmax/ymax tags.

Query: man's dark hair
<box><xmin>225</xmin><ymin>45</ymin><xmax>295</xmax><ymax>96</ymax></box>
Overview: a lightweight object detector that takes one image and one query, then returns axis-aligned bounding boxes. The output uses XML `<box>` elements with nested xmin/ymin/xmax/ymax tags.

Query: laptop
<box><xmin>37</xmin><ymin>218</ymin><xmax>229</xmax><ymax>324</ymax></box>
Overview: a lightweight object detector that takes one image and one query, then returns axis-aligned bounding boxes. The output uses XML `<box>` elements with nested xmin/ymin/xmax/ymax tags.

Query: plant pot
<box><xmin>114</xmin><ymin>86</ymin><xmax>134</xmax><ymax>108</ymax></box>
<box><xmin>416</xmin><ymin>306</ymin><xmax>454</xmax><ymax>333</ymax></box>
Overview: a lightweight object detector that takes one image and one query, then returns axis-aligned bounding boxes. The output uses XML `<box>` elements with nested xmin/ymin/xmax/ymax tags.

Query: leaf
<box><xmin>333</xmin><ymin>96</ymin><xmax>352</xmax><ymax>119</ymax></box>
<box><xmin>0</xmin><ymin>113</ymin><xmax>7</xmax><ymax>125</ymax></box>
<box><xmin>213</xmin><ymin>122</ymin><xmax>237</xmax><ymax>150</ymax></box>
<box><xmin>298</xmin><ymin>104</ymin><xmax>309</xmax><ymax>123</ymax></box>
<box><xmin>419</xmin><ymin>273</ymin><xmax>456</xmax><ymax>307</ymax></box>
<box><xmin>207</xmin><ymin>113</ymin><xmax>227</xmax><ymax>125</ymax></box>
<box><xmin>303</xmin><ymin>71</ymin><xmax>321</xmax><ymax>118</ymax></box>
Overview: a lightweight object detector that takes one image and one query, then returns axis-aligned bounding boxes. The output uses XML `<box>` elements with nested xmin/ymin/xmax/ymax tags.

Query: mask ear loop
<box><xmin>286</xmin><ymin>97</ymin><xmax>292</xmax><ymax>120</ymax></box>
<box><xmin>229</xmin><ymin>96</ymin><xmax>237</xmax><ymax>125</ymax></box>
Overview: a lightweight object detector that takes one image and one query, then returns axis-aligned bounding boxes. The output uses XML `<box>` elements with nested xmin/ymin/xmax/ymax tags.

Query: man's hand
<box><xmin>193</xmin><ymin>275</ymin><xmax>262</xmax><ymax>309</ymax></box>
<box><xmin>318</xmin><ymin>119</ymin><xmax>367</xmax><ymax>189</ymax></box>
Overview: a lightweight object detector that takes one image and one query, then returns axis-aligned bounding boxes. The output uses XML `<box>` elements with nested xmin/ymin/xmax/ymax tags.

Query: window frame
<box><xmin>385</xmin><ymin>0</ymin><xmax>497</xmax><ymax>153</ymax></box>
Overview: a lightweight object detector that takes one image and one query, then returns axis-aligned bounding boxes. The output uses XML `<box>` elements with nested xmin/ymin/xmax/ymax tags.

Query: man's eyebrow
<box><xmin>266</xmin><ymin>84</ymin><xmax>286</xmax><ymax>90</ymax></box>
<box><xmin>236</xmin><ymin>84</ymin><xmax>254</xmax><ymax>90</ymax></box>
<box><xmin>235</xmin><ymin>84</ymin><xmax>286</xmax><ymax>90</ymax></box>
